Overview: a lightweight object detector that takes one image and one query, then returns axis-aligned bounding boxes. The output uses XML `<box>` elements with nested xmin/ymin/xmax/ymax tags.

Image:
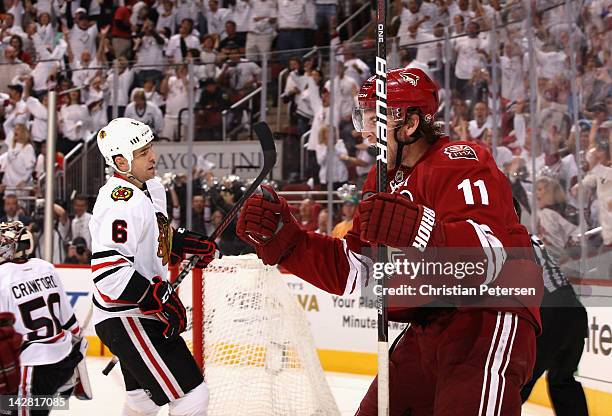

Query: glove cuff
<box><xmin>138</xmin><ymin>281</ymin><xmax>166</xmax><ymax>315</ymax></box>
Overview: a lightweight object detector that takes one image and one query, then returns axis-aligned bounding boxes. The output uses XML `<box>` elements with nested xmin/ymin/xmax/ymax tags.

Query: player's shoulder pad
<box><xmin>110</xmin><ymin>185</ymin><xmax>135</xmax><ymax>202</ymax></box>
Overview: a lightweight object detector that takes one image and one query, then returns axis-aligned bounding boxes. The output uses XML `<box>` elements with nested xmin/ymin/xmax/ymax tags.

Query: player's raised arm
<box><xmin>236</xmin><ymin>185</ymin><xmax>371</xmax><ymax>296</ymax></box>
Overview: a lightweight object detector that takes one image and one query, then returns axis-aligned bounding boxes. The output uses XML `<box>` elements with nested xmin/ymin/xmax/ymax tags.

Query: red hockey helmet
<box><xmin>353</xmin><ymin>68</ymin><xmax>439</xmax><ymax>133</ymax></box>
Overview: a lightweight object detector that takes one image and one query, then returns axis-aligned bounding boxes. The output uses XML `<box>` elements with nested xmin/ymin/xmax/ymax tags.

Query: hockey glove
<box><xmin>171</xmin><ymin>228</ymin><xmax>218</xmax><ymax>269</ymax></box>
<box><xmin>0</xmin><ymin>312</ymin><xmax>22</xmax><ymax>395</ymax></box>
<box><xmin>236</xmin><ymin>184</ymin><xmax>305</xmax><ymax>265</ymax></box>
<box><xmin>359</xmin><ymin>192</ymin><xmax>443</xmax><ymax>249</ymax></box>
<box><xmin>138</xmin><ymin>277</ymin><xmax>187</xmax><ymax>339</ymax></box>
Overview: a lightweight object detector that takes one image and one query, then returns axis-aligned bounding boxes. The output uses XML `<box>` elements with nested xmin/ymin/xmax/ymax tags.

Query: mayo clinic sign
<box><xmin>154</xmin><ymin>141</ymin><xmax>283</xmax><ymax>178</ymax></box>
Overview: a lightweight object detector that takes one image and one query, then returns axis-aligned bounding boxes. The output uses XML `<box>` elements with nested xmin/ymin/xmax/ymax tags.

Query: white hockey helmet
<box><xmin>0</xmin><ymin>221</ymin><xmax>34</xmax><ymax>263</ymax></box>
<box><xmin>97</xmin><ymin>118</ymin><xmax>154</xmax><ymax>173</ymax></box>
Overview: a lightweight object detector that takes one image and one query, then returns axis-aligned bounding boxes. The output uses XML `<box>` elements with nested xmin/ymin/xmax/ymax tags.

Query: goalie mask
<box><xmin>97</xmin><ymin>118</ymin><xmax>154</xmax><ymax>174</ymax></box>
<box><xmin>0</xmin><ymin>221</ymin><xmax>34</xmax><ymax>263</ymax></box>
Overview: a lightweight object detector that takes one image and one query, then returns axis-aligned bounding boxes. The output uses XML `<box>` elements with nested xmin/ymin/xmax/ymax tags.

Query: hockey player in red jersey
<box><xmin>237</xmin><ymin>68</ymin><xmax>543</xmax><ymax>415</ymax></box>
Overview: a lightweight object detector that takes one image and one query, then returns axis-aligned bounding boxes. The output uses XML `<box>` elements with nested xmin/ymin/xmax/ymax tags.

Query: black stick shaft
<box><xmin>375</xmin><ymin>0</ymin><xmax>390</xmax><ymax>413</ymax></box>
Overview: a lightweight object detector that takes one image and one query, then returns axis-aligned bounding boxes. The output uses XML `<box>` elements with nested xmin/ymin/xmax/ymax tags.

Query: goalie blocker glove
<box><xmin>171</xmin><ymin>228</ymin><xmax>218</xmax><ymax>268</ymax></box>
<box><xmin>0</xmin><ymin>312</ymin><xmax>22</xmax><ymax>395</ymax></box>
<box><xmin>236</xmin><ymin>185</ymin><xmax>304</xmax><ymax>265</ymax></box>
<box><xmin>359</xmin><ymin>192</ymin><xmax>444</xmax><ymax>250</ymax></box>
<box><xmin>138</xmin><ymin>277</ymin><xmax>186</xmax><ymax>339</ymax></box>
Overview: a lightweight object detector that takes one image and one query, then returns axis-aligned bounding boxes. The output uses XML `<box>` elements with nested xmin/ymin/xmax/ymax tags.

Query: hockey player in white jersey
<box><xmin>90</xmin><ymin>118</ymin><xmax>216</xmax><ymax>416</ymax></box>
<box><xmin>0</xmin><ymin>221</ymin><xmax>86</xmax><ymax>415</ymax></box>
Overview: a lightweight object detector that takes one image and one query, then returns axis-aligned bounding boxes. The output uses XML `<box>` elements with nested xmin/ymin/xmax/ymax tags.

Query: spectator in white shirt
<box><xmin>165</xmin><ymin>18</ymin><xmax>201</xmax><ymax>64</ymax></box>
<box><xmin>125</xmin><ymin>90</ymin><xmax>165</xmax><ymax>136</ymax></box>
<box><xmin>34</xmin><ymin>12</ymin><xmax>56</xmax><ymax>52</ymax></box>
<box><xmin>324</xmin><ymin>61</ymin><xmax>358</xmax><ymax>154</ymax></box>
<box><xmin>70</xmin><ymin>194</ymin><xmax>93</xmax><ymax>250</ymax></box>
<box><xmin>230</xmin><ymin>0</ymin><xmax>252</xmax><ymax>39</ymax></box>
<box><xmin>468</xmin><ymin>101</ymin><xmax>493</xmax><ymax>140</ymax></box>
<box><xmin>245</xmin><ymin>0</ymin><xmax>277</xmax><ymax>62</ymax></box>
<box><xmin>86</xmin><ymin>75</ymin><xmax>109</xmax><ymax>132</ymax></box>
<box><xmin>448</xmin><ymin>0</ymin><xmax>475</xmax><ymax>24</ymax></box>
<box><xmin>200</xmin><ymin>35</ymin><xmax>219</xmax><ymax>80</ymax></box>
<box><xmin>58</xmin><ymin>89</ymin><xmax>93</xmax><ymax>155</ymax></box>
<box><xmin>0</xmin><ymin>46</ymin><xmax>31</xmax><ymax>93</ymax></box>
<box><xmin>0</xmin><ymin>13</ymin><xmax>26</xmax><ymax>42</ymax></box>
<box><xmin>157</xmin><ymin>0</ymin><xmax>178</xmax><ymax>34</ymax></box>
<box><xmin>141</xmin><ymin>78</ymin><xmax>166</xmax><ymax>109</ymax></box>
<box><xmin>161</xmin><ymin>65</ymin><xmax>190</xmax><ymax>141</ymax></box>
<box><xmin>69</xmin><ymin>46</ymin><xmax>104</xmax><ymax>101</ymax></box>
<box><xmin>4</xmin><ymin>0</ymin><xmax>24</xmax><ymax>29</ymax></box>
<box><xmin>134</xmin><ymin>19</ymin><xmax>168</xmax><ymax>87</ymax></box>
<box><xmin>453</xmin><ymin>20</ymin><xmax>489</xmax><ymax>99</ymax></box>
<box><xmin>23</xmin><ymin>86</ymin><xmax>49</xmax><ymax>151</ymax></box>
<box><xmin>104</xmin><ymin>57</ymin><xmax>134</xmax><ymax>119</ymax></box>
<box><xmin>0</xmin><ymin>124</ymin><xmax>36</xmax><ymax>196</ymax></box>
<box><xmin>397</xmin><ymin>0</ymin><xmax>437</xmax><ymax>46</ymax></box>
<box><xmin>316</xmin><ymin>123</ymin><xmax>348</xmax><ymax>188</ymax></box>
<box><xmin>67</xmin><ymin>11</ymin><xmax>99</xmax><ymax>63</ymax></box>
<box><xmin>217</xmin><ymin>42</ymin><xmax>261</xmax><ymax>99</ymax></box>
<box><xmin>500</xmin><ymin>41</ymin><xmax>525</xmax><ymax>103</ymax></box>
<box><xmin>343</xmin><ymin>46</ymin><xmax>371</xmax><ymax>87</ymax></box>
<box><xmin>206</xmin><ymin>0</ymin><xmax>232</xmax><ymax>40</ymax></box>
<box><xmin>2</xmin><ymin>84</ymin><xmax>29</xmax><ymax>148</ymax></box>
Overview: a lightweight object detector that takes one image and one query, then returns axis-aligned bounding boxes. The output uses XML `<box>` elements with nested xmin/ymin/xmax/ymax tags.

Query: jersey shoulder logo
<box><xmin>443</xmin><ymin>144</ymin><xmax>478</xmax><ymax>161</ymax></box>
<box><xmin>111</xmin><ymin>186</ymin><xmax>134</xmax><ymax>202</ymax></box>
<box><xmin>399</xmin><ymin>72</ymin><xmax>419</xmax><ymax>86</ymax></box>
<box><xmin>156</xmin><ymin>212</ymin><xmax>171</xmax><ymax>266</ymax></box>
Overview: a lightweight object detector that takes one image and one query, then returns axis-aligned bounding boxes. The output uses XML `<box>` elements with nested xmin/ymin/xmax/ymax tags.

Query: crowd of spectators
<box><xmin>0</xmin><ymin>0</ymin><xmax>608</xmax><ymax>277</ymax></box>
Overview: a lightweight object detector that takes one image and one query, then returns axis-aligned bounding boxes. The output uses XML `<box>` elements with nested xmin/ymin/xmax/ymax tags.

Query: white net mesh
<box><xmin>199</xmin><ymin>254</ymin><xmax>340</xmax><ymax>416</ymax></box>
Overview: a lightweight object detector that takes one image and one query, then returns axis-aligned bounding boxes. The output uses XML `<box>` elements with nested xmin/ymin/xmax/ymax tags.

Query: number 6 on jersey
<box><xmin>112</xmin><ymin>220</ymin><xmax>128</xmax><ymax>243</ymax></box>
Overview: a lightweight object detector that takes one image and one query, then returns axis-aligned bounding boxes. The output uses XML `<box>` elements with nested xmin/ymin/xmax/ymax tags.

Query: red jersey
<box><xmin>281</xmin><ymin>138</ymin><xmax>542</xmax><ymax>331</ymax></box>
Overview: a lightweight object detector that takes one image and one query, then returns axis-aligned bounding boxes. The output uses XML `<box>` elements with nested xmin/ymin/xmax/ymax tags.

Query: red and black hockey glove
<box><xmin>236</xmin><ymin>185</ymin><xmax>305</xmax><ymax>265</ymax></box>
<box><xmin>171</xmin><ymin>228</ymin><xmax>218</xmax><ymax>269</ymax></box>
<box><xmin>0</xmin><ymin>312</ymin><xmax>22</xmax><ymax>395</ymax></box>
<box><xmin>138</xmin><ymin>277</ymin><xmax>187</xmax><ymax>339</ymax></box>
<box><xmin>359</xmin><ymin>192</ymin><xmax>444</xmax><ymax>249</ymax></box>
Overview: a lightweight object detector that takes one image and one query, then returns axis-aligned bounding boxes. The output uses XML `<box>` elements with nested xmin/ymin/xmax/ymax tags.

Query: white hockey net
<box><xmin>183</xmin><ymin>254</ymin><xmax>340</xmax><ymax>416</ymax></box>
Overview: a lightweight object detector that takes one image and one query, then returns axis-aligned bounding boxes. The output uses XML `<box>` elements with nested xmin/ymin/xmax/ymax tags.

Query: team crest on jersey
<box><xmin>399</xmin><ymin>72</ymin><xmax>419</xmax><ymax>86</ymax></box>
<box><xmin>444</xmin><ymin>144</ymin><xmax>478</xmax><ymax>161</ymax></box>
<box><xmin>111</xmin><ymin>186</ymin><xmax>134</xmax><ymax>201</ymax></box>
<box><xmin>156</xmin><ymin>213</ymin><xmax>171</xmax><ymax>266</ymax></box>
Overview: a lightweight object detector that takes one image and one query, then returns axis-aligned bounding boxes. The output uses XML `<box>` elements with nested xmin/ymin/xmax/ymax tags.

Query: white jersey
<box><xmin>89</xmin><ymin>175</ymin><xmax>171</xmax><ymax>325</ymax></box>
<box><xmin>0</xmin><ymin>258</ymin><xmax>80</xmax><ymax>366</ymax></box>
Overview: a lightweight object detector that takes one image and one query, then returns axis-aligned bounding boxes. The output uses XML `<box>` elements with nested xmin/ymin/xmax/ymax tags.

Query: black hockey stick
<box><xmin>102</xmin><ymin>122</ymin><xmax>277</xmax><ymax>376</ymax></box>
<box><xmin>374</xmin><ymin>0</ymin><xmax>390</xmax><ymax>412</ymax></box>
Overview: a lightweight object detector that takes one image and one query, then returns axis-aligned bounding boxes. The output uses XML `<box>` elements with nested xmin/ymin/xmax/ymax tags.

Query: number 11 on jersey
<box><xmin>458</xmin><ymin>179</ymin><xmax>489</xmax><ymax>205</ymax></box>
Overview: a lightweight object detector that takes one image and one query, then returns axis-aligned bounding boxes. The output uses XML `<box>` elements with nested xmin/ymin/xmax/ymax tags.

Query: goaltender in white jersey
<box><xmin>91</xmin><ymin>118</ymin><xmax>217</xmax><ymax>416</ymax></box>
<box><xmin>0</xmin><ymin>221</ymin><xmax>89</xmax><ymax>414</ymax></box>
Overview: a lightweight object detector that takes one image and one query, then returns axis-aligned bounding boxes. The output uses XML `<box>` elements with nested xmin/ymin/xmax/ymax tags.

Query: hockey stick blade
<box><xmin>102</xmin><ymin>122</ymin><xmax>277</xmax><ymax>376</ymax></box>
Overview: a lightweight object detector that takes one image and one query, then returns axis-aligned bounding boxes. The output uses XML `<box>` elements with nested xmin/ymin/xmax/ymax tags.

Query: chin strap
<box><xmin>114</xmin><ymin>167</ymin><xmax>145</xmax><ymax>189</ymax></box>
